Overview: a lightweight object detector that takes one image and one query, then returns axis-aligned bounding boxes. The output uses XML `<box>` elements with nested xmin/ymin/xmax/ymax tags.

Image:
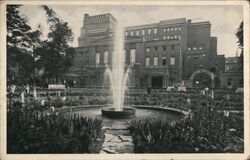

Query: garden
<box><xmin>128</xmin><ymin>97</ymin><xmax>243</xmax><ymax>153</ymax></box>
<box><xmin>7</xmin><ymin>87</ymin><xmax>244</xmax><ymax>153</ymax></box>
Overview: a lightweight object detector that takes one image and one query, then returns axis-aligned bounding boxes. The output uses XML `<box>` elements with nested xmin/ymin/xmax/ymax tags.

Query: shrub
<box><xmin>7</xmin><ymin>102</ymin><xmax>102</xmax><ymax>153</ymax></box>
<box><xmin>128</xmin><ymin>98</ymin><xmax>243</xmax><ymax>153</ymax></box>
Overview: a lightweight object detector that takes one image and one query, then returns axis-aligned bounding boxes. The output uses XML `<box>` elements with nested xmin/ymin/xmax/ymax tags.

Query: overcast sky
<box><xmin>20</xmin><ymin>5</ymin><xmax>243</xmax><ymax>57</ymax></box>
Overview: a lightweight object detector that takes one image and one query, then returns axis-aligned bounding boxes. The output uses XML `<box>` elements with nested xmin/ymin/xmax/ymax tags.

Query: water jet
<box><xmin>102</xmin><ymin>18</ymin><xmax>135</xmax><ymax>118</ymax></box>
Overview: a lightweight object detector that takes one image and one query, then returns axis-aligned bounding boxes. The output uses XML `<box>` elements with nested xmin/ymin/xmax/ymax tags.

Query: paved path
<box><xmin>100</xmin><ymin>120</ymin><xmax>134</xmax><ymax>154</ymax></box>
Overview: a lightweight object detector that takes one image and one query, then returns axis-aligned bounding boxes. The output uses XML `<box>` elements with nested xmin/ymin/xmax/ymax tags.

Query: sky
<box><xmin>19</xmin><ymin>5</ymin><xmax>243</xmax><ymax>57</ymax></box>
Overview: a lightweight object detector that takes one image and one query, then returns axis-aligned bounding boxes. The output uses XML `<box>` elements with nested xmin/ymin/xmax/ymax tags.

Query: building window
<box><xmin>130</xmin><ymin>31</ymin><xmax>134</xmax><ymax>36</ymax></box>
<box><xmin>193</xmin><ymin>56</ymin><xmax>197</xmax><ymax>59</ymax></box>
<box><xmin>96</xmin><ymin>52</ymin><xmax>100</xmax><ymax>65</ymax></box>
<box><xmin>174</xmin><ymin>35</ymin><xmax>177</xmax><ymax>39</ymax></box>
<box><xmin>193</xmin><ymin>47</ymin><xmax>197</xmax><ymax>50</ymax></box>
<box><xmin>142</xmin><ymin>29</ymin><xmax>145</xmax><ymax>35</ymax></box>
<box><xmin>171</xmin><ymin>45</ymin><xmax>175</xmax><ymax>50</ymax></box>
<box><xmin>203</xmin><ymin>54</ymin><xmax>206</xmax><ymax>57</ymax></box>
<box><xmin>199</xmin><ymin>47</ymin><xmax>203</xmax><ymax>50</ymax></box>
<box><xmin>227</xmin><ymin>78</ymin><xmax>232</xmax><ymax>87</ymax></box>
<box><xmin>188</xmin><ymin>48</ymin><xmax>191</xmax><ymax>51</ymax></box>
<box><xmin>167</xmin><ymin>28</ymin><xmax>170</xmax><ymax>32</ymax></box>
<box><xmin>178</xmin><ymin>35</ymin><xmax>181</xmax><ymax>40</ymax></box>
<box><xmin>125</xmin><ymin>31</ymin><xmax>128</xmax><ymax>36</ymax></box>
<box><xmin>136</xmin><ymin>30</ymin><xmax>139</xmax><ymax>36</ymax></box>
<box><xmin>175</xmin><ymin>27</ymin><xmax>177</xmax><ymax>31</ymax></box>
<box><xmin>109</xmin><ymin>33</ymin><xmax>113</xmax><ymax>37</ymax></box>
<box><xmin>146</xmin><ymin>48</ymin><xmax>150</xmax><ymax>52</ymax></box>
<box><xmin>148</xmin><ymin>29</ymin><xmax>151</xmax><ymax>35</ymax></box>
<box><xmin>226</xmin><ymin>66</ymin><xmax>230</xmax><ymax>71</ymax></box>
<box><xmin>146</xmin><ymin>57</ymin><xmax>150</xmax><ymax>67</ymax></box>
<box><xmin>170</xmin><ymin>56</ymin><xmax>175</xmax><ymax>65</ymax></box>
<box><xmin>153</xmin><ymin>57</ymin><xmax>158</xmax><ymax>66</ymax></box>
<box><xmin>163</xmin><ymin>46</ymin><xmax>166</xmax><ymax>51</ymax></box>
<box><xmin>154</xmin><ymin>28</ymin><xmax>157</xmax><ymax>34</ymax></box>
<box><xmin>163</xmin><ymin>36</ymin><xmax>166</xmax><ymax>40</ymax></box>
<box><xmin>104</xmin><ymin>51</ymin><xmax>108</xmax><ymax>64</ymax></box>
<box><xmin>163</xmin><ymin>28</ymin><xmax>166</xmax><ymax>32</ymax></box>
<box><xmin>171</xmin><ymin>28</ymin><xmax>174</xmax><ymax>31</ymax></box>
<box><xmin>130</xmin><ymin>49</ymin><xmax>136</xmax><ymax>65</ymax></box>
<box><xmin>155</xmin><ymin>47</ymin><xmax>158</xmax><ymax>51</ymax></box>
<box><xmin>178</xmin><ymin>27</ymin><xmax>181</xmax><ymax>30</ymax></box>
<box><xmin>162</xmin><ymin>57</ymin><xmax>166</xmax><ymax>66</ymax></box>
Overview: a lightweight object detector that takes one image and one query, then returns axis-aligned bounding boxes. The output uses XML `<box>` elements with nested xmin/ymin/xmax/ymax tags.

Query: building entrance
<box><xmin>151</xmin><ymin>76</ymin><xmax>163</xmax><ymax>88</ymax></box>
<box><xmin>192</xmin><ymin>73</ymin><xmax>211</xmax><ymax>88</ymax></box>
<box><xmin>190</xmin><ymin>69</ymin><xmax>215</xmax><ymax>88</ymax></box>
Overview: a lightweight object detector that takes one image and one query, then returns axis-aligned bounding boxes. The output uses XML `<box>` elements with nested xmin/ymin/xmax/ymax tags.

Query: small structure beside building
<box><xmin>219</xmin><ymin>56</ymin><xmax>243</xmax><ymax>89</ymax></box>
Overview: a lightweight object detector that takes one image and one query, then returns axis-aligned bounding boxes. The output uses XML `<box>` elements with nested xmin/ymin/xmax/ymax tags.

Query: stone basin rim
<box><xmin>101</xmin><ymin>107</ymin><xmax>136</xmax><ymax>117</ymax></box>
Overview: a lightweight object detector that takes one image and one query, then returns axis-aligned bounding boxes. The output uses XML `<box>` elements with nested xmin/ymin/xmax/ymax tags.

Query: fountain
<box><xmin>101</xmin><ymin>19</ymin><xmax>135</xmax><ymax>118</ymax></box>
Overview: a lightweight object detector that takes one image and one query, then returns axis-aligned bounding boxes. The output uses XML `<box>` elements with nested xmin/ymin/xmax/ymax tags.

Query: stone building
<box><xmin>70</xmin><ymin>13</ymin><xmax>225</xmax><ymax>88</ymax></box>
<box><xmin>220</xmin><ymin>56</ymin><xmax>243</xmax><ymax>89</ymax></box>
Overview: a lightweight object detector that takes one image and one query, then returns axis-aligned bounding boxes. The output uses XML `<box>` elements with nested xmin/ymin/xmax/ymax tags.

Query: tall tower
<box><xmin>78</xmin><ymin>13</ymin><xmax>117</xmax><ymax>47</ymax></box>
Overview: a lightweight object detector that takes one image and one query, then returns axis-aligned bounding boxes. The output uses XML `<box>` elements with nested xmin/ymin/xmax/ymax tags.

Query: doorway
<box><xmin>151</xmin><ymin>76</ymin><xmax>163</xmax><ymax>88</ymax></box>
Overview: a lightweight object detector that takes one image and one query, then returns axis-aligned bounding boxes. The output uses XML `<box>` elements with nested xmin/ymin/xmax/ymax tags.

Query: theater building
<box><xmin>70</xmin><ymin>13</ymin><xmax>225</xmax><ymax>88</ymax></box>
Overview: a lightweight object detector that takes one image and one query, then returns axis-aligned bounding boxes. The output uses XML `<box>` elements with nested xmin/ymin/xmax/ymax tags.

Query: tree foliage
<box><xmin>7</xmin><ymin>5</ymin><xmax>42</xmax><ymax>85</ymax></box>
<box><xmin>235</xmin><ymin>21</ymin><xmax>243</xmax><ymax>70</ymax></box>
<box><xmin>35</xmin><ymin>5</ymin><xmax>75</xmax><ymax>83</ymax></box>
<box><xmin>236</xmin><ymin>21</ymin><xmax>243</xmax><ymax>50</ymax></box>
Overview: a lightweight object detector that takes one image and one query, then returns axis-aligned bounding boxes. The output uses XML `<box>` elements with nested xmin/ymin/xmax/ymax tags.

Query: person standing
<box><xmin>147</xmin><ymin>85</ymin><xmax>151</xmax><ymax>95</ymax></box>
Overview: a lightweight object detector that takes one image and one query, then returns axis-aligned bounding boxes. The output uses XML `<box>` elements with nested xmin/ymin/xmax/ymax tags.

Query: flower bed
<box><xmin>10</xmin><ymin>87</ymin><xmax>243</xmax><ymax>113</ymax></box>
<box><xmin>128</xmin><ymin>98</ymin><xmax>243</xmax><ymax>153</ymax></box>
<box><xmin>7</xmin><ymin>101</ymin><xmax>103</xmax><ymax>153</ymax></box>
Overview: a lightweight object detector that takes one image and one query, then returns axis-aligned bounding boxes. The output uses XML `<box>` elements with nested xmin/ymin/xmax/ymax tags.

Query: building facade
<box><xmin>70</xmin><ymin>13</ymin><xmax>225</xmax><ymax>88</ymax></box>
<box><xmin>219</xmin><ymin>56</ymin><xmax>243</xmax><ymax>89</ymax></box>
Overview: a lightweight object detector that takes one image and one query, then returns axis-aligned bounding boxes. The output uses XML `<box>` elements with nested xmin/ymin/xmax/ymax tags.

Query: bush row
<box><xmin>7</xmin><ymin>102</ymin><xmax>102</xmax><ymax>153</ymax></box>
<box><xmin>128</xmin><ymin>98</ymin><xmax>243</xmax><ymax>153</ymax></box>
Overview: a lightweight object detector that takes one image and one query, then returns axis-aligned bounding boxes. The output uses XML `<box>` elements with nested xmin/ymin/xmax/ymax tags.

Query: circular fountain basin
<box><xmin>101</xmin><ymin>107</ymin><xmax>135</xmax><ymax>118</ymax></box>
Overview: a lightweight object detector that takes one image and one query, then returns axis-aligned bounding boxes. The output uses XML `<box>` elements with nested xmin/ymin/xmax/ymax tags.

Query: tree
<box><xmin>235</xmin><ymin>21</ymin><xmax>243</xmax><ymax>70</ymax></box>
<box><xmin>236</xmin><ymin>21</ymin><xmax>243</xmax><ymax>50</ymax></box>
<box><xmin>7</xmin><ymin>5</ymin><xmax>42</xmax><ymax>85</ymax></box>
<box><xmin>36</xmin><ymin>5</ymin><xmax>75</xmax><ymax>83</ymax></box>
